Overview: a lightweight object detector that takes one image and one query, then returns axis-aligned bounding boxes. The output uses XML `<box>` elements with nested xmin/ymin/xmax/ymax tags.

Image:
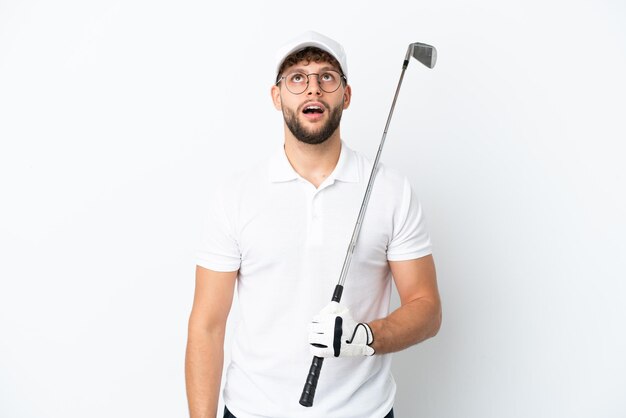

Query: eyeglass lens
<box><xmin>283</xmin><ymin>71</ymin><xmax>342</xmax><ymax>94</ymax></box>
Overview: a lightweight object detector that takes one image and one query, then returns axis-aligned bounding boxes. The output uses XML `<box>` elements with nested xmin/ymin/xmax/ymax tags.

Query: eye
<box><xmin>320</xmin><ymin>72</ymin><xmax>336</xmax><ymax>82</ymax></box>
<box><xmin>289</xmin><ymin>73</ymin><xmax>306</xmax><ymax>83</ymax></box>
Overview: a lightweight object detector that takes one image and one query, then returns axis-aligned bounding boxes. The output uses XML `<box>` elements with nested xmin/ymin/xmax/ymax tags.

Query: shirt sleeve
<box><xmin>386</xmin><ymin>177</ymin><xmax>433</xmax><ymax>261</ymax></box>
<box><xmin>195</xmin><ymin>185</ymin><xmax>242</xmax><ymax>272</ymax></box>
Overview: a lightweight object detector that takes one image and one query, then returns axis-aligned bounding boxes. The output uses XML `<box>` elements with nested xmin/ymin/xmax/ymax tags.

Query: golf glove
<box><xmin>308</xmin><ymin>301</ymin><xmax>375</xmax><ymax>357</ymax></box>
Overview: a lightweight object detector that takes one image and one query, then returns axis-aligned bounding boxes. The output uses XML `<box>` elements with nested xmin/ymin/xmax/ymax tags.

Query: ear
<box><xmin>271</xmin><ymin>85</ymin><xmax>282</xmax><ymax>110</ymax></box>
<box><xmin>342</xmin><ymin>84</ymin><xmax>352</xmax><ymax>110</ymax></box>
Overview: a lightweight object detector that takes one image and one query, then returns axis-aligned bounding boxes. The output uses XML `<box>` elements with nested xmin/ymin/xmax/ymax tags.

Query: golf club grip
<box><xmin>300</xmin><ymin>285</ymin><xmax>343</xmax><ymax>407</ymax></box>
<box><xmin>299</xmin><ymin>355</ymin><xmax>324</xmax><ymax>407</ymax></box>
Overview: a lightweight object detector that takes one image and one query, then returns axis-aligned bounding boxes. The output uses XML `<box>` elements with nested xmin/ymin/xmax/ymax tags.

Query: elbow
<box><xmin>187</xmin><ymin>313</ymin><xmax>227</xmax><ymax>342</ymax></box>
<box><xmin>427</xmin><ymin>301</ymin><xmax>442</xmax><ymax>339</ymax></box>
<box><xmin>431</xmin><ymin>308</ymin><xmax>442</xmax><ymax>337</ymax></box>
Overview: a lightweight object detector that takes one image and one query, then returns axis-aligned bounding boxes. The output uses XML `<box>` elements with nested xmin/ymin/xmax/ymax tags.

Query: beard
<box><xmin>283</xmin><ymin>102</ymin><xmax>343</xmax><ymax>145</ymax></box>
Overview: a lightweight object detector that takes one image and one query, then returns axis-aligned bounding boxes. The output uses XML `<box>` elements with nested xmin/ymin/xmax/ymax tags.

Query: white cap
<box><xmin>275</xmin><ymin>30</ymin><xmax>348</xmax><ymax>80</ymax></box>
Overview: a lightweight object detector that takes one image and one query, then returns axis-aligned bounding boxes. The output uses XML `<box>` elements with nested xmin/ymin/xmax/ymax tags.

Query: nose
<box><xmin>306</xmin><ymin>74</ymin><xmax>322</xmax><ymax>96</ymax></box>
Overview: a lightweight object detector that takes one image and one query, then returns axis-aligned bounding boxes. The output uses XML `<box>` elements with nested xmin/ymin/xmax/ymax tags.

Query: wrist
<box><xmin>366</xmin><ymin>319</ymin><xmax>387</xmax><ymax>354</ymax></box>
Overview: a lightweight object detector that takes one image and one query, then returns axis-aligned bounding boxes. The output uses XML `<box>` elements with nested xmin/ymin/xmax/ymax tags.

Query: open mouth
<box><xmin>302</xmin><ymin>104</ymin><xmax>325</xmax><ymax>115</ymax></box>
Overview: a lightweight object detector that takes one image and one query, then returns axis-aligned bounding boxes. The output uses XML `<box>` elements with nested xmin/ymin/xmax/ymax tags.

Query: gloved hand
<box><xmin>308</xmin><ymin>301</ymin><xmax>375</xmax><ymax>357</ymax></box>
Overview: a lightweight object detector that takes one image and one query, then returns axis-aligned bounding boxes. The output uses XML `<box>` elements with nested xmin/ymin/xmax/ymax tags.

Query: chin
<box><xmin>296</xmin><ymin>136</ymin><xmax>331</xmax><ymax>145</ymax></box>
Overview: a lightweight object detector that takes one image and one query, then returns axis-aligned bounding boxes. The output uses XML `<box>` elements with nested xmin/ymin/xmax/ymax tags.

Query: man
<box><xmin>186</xmin><ymin>31</ymin><xmax>441</xmax><ymax>418</ymax></box>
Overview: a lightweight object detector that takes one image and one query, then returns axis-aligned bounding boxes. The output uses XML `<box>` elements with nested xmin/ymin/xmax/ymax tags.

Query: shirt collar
<box><xmin>269</xmin><ymin>140</ymin><xmax>360</xmax><ymax>184</ymax></box>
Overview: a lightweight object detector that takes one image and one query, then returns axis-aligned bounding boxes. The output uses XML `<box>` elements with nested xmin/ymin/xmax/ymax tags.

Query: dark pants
<box><xmin>224</xmin><ymin>406</ymin><xmax>394</xmax><ymax>418</ymax></box>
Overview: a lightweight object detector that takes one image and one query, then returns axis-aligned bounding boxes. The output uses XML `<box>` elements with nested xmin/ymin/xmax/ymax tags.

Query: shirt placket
<box><xmin>305</xmin><ymin>186</ymin><xmax>325</xmax><ymax>247</ymax></box>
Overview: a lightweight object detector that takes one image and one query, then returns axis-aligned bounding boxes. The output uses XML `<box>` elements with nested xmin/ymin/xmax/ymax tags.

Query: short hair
<box><xmin>276</xmin><ymin>47</ymin><xmax>345</xmax><ymax>83</ymax></box>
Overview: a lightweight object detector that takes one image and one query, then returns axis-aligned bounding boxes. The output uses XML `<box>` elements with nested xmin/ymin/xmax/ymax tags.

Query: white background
<box><xmin>1</xmin><ymin>0</ymin><xmax>625</xmax><ymax>417</ymax></box>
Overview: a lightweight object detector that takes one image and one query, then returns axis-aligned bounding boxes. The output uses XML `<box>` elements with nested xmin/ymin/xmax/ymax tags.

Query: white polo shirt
<box><xmin>196</xmin><ymin>141</ymin><xmax>432</xmax><ymax>418</ymax></box>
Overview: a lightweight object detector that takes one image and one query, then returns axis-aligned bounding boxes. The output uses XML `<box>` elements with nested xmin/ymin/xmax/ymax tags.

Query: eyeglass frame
<box><xmin>275</xmin><ymin>70</ymin><xmax>347</xmax><ymax>95</ymax></box>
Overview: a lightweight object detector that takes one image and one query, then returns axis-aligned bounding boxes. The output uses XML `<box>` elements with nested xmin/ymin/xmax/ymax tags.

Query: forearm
<box><xmin>185</xmin><ymin>326</ymin><xmax>225</xmax><ymax>418</ymax></box>
<box><xmin>368</xmin><ymin>297</ymin><xmax>441</xmax><ymax>355</ymax></box>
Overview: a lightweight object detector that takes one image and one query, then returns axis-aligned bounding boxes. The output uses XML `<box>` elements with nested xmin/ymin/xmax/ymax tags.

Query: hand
<box><xmin>308</xmin><ymin>301</ymin><xmax>375</xmax><ymax>357</ymax></box>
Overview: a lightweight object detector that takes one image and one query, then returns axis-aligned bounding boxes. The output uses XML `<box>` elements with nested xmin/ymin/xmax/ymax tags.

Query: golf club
<box><xmin>299</xmin><ymin>42</ymin><xmax>437</xmax><ymax>408</ymax></box>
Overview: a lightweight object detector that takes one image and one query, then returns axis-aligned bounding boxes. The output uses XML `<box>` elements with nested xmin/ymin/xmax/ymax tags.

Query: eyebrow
<box><xmin>288</xmin><ymin>65</ymin><xmax>340</xmax><ymax>74</ymax></box>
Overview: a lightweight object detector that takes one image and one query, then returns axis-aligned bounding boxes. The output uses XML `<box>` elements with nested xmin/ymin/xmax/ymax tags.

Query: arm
<box><xmin>368</xmin><ymin>254</ymin><xmax>441</xmax><ymax>354</ymax></box>
<box><xmin>185</xmin><ymin>265</ymin><xmax>237</xmax><ymax>418</ymax></box>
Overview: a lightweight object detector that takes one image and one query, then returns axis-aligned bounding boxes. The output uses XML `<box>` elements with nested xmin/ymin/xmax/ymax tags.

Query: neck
<box><xmin>283</xmin><ymin>129</ymin><xmax>342</xmax><ymax>188</ymax></box>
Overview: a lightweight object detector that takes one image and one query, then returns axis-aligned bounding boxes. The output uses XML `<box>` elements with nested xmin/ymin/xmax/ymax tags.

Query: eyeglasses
<box><xmin>276</xmin><ymin>70</ymin><xmax>346</xmax><ymax>94</ymax></box>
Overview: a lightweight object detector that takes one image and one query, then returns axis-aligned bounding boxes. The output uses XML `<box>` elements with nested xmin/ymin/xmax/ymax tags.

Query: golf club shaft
<box><xmin>299</xmin><ymin>60</ymin><xmax>410</xmax><ymax>408</ymax></box>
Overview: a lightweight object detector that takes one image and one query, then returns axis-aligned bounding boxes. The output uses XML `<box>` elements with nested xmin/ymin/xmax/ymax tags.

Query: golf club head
<box><xmin>405</xmin><ymin>42</ymin><xmax>437</xmax><ymax>69</ymax></box>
